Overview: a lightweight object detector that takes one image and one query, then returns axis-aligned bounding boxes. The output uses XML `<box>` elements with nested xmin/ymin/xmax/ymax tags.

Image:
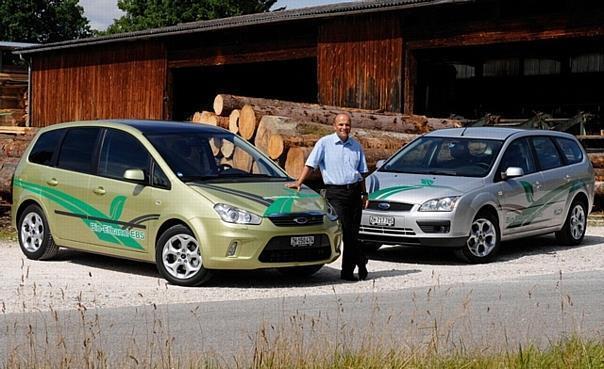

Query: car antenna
<box><xmin>461</xmin><ymin>126</ymin><xmax>468</xmax><ymax>136</ymax></box>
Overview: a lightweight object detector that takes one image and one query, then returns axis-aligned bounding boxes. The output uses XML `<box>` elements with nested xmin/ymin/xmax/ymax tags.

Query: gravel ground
<box><xmin>1</xmin><ymin>226</ymin><xmax>604</xmax><ymax>314</ymax></box>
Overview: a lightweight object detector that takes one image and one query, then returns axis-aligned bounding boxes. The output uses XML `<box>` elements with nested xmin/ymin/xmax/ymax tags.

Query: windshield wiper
<box><xmin>180</xmin><ymin>175</ymin><xmax>219</xmax><ymax>182</ymax></box>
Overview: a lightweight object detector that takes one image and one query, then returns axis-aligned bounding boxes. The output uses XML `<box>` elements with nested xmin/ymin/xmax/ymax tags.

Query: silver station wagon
<box><xmin>361</xmin><ymin>127</ymin><xmax>595</xmax><ymax>262</ymax></box>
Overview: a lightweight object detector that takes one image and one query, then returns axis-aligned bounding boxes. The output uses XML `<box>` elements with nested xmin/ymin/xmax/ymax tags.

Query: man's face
<box><xmin>333</xmin><ymin>115</ymin><xmax>351</xmax><ymax>141</ymax></box>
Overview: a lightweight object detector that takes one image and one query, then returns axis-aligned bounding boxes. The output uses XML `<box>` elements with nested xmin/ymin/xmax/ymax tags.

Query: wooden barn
<box><xmin>13</xmin><ymin>0</ymin><xmax>604</xmax><ymax>130</ymax></box>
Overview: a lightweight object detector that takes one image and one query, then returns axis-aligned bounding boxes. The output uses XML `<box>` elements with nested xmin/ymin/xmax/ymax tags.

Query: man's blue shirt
<box><xmin>305</xmin><ymin>133</ymin><xmax>368</xmax><ymax>185</ymax></box>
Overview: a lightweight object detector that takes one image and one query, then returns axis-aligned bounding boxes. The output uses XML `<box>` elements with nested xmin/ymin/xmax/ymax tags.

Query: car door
<box><xmin>50</xmin><ymin>127</ymin><xmax>102</xmax><ymax>244</ymax></box>
<box><xmin>529</xmin><ymin>136</ymin><xmax>568</xmax><ymax>228</ymax></box>
<box><xmin>496</xmin><ymin>137</ymin><xmax>545</xmax><ymax>235</ymax></box>
<box><xmin>86</xmin><ymin>128</ymin><xmax>159</xmax><ymax>254</ymax></box>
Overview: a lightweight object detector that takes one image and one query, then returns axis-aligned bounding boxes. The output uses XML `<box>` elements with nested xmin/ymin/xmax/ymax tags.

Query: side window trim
<box><xmin>49</xmin><ymin>129</ymin><xmax>67</xmax><ymax>167</ymax></box>
<box><xmin>152</xmin><ymin>160</ymin><xmax>171</xmax><ymax>190</ymax></box>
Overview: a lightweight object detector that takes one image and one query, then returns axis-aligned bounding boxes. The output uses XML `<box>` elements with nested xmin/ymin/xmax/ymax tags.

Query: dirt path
<box><xmin>1</xmin><ymin>227</ymin><xmax>603</xmax><ymax>314</ymax></box>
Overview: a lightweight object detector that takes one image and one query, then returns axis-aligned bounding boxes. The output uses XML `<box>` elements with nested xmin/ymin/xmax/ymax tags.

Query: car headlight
<box><xmin>213</xmin><ymin>204</ymin><xmax>262</xmax><ymax>225</ymax></box>
<box><xmin>326</xmin><ymin>203</ymin><xmax>338</xmax><ymax>221</ymax></box>
<box><xmin>419</xmin><ymin>196</ymin><xmax>460</xmax><ymax>212</ymax></box>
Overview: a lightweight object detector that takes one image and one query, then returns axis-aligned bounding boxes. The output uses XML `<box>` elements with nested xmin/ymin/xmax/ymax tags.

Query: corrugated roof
<box><xmin>15</xmin><ymin>0</ymin><xmax>476</xmax><ymax>55</ymax></box>
<box><xmin>0</xmin><ymin>41</ymin><xmax>38</xmax><ymax>50</ymax></box>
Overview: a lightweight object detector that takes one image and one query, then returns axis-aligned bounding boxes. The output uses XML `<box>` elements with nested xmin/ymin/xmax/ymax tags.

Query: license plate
<box><xmin>290</xmin><ymin>235</ymin><xmax>315</xmax><ymax>247</ymax></box>
<box><xmin>369</xmin><ymin>215</ymin><xmax>395</xmax><ymax>227</ymax></box>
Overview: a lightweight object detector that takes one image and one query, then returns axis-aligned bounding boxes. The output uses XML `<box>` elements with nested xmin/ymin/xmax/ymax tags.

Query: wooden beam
<box><xmin>407</xmin><ymin>25</ymin><xmax>604</xmax><ymax>50</ymax></box>
<box><xmin>168</xmin><ymin>39</ymin><xmax>316</xmax><ymax>68</ymax></box>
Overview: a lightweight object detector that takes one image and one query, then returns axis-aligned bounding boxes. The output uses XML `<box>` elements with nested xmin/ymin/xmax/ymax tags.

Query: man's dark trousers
<box><xmin>325</xmin><ymin>184</ymin><xmax>364</xmax><ymax>275</ymax></box>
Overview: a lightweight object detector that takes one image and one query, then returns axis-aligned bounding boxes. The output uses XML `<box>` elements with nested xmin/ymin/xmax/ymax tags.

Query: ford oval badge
<box><xmin>378</xmin><ymin>202</ymin><xmax>391</xmax><ymax>210</ymax></box>
<box><xmin>294</xmin><ymin>217</ymin><xmax>309</xmax><ymax>224</ymax></box>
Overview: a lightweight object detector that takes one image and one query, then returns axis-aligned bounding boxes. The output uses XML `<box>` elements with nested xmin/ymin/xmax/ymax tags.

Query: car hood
<box><xmin>189</xmin><ymin>181</ymin><xmax>328</xmax><ymax>217</ymax></box>
<box><xmin>366</xmin><ymin>172</ymin><xmax>485</xmax><ymax>204</ymax></box>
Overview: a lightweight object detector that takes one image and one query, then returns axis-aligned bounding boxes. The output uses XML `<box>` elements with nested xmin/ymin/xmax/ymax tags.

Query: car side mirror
<box><xmin>124</xmin><ymin>169</ymin><xmax>146</xmax><ymax>182</ymax></box>
<box><xmin>376</xmin><ymin>160</ymin><xmax>385</xmax><ymax>169</ymax></box>
<box><xmin>501</xmin><ymin>167</ymin><xmax>524</xmax><ymax>180</ymax></box>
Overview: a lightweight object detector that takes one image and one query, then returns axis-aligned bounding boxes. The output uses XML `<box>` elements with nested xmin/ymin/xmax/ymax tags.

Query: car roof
<box><xmin>424</xmin><ymin>127</ymin><xmax>576</xmax><ymax>141</ymax></box>
<box><xmin>41</xmin><ymin>119</ymin><xmax>228</xmax><ymax>135</ymax></box>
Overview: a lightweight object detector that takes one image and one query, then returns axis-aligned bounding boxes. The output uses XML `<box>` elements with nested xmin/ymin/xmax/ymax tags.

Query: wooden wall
<box><xmin>31</xmin><ymin>41</ymin><xmax>166</xmax><ymax>127</ymax></box>
<box><xmin>318</xmin><ymin>14</ymin><xmax>403</xmax><ymax>112</ymax></box>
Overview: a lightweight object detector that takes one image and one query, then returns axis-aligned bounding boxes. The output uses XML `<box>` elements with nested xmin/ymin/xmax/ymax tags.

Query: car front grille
<box><xmin>259</xmin><ymin>234</ymin><xmax>331</xmax><ymax>263</ymax></box>
<box><xmin>360</xmin><ymin>225</ymin><xmax>416</xmax><ymax>236</ymax></box>
<box><xmin>268</xmin><ymin>213</ymin><xmax>324</xmax><ymax>227</ymax></box>
<box><xmin>366</xmin><ymin>201</ymin><xmax>413</xmax><ymax>211</ymax></box>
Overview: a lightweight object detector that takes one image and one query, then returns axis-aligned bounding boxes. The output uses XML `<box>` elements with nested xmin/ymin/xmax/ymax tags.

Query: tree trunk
<box><xmin>232</xmin><ymin>147</ymin><xmax>253</xmax><ymax>172</ymax></box>
<box><xmin>212</xmin><ymin>94</ymin><xmax>461</xmax><ymax>134</ymax></box>
<box><xmin>285</xmin><ymin>147</ymin><xmax>321</xmax><ymax>181</ymax></box>
<box><xmin>221</xmin><ymin>140</ymin><xmax>235</xmax><ymax>158</ymax></box>
<box><xmin>228</xmin><ymin>109</ymin><xmax>240</xmax><ymax>134</ymax></box>
<box><xmin>268</xmin><ymin>133</ymin><xmax>320</xmax><ymax>159</ymax></box>
<box><xmin>238</xmin><ymin>104</ymin><xmax>258</xmax><ymax>140</ymax></box>
<box><xmin>589</xmin><ymin>153</ymin><xmax>604</xmax><ymax>168</ymax></box>
<box><xmin>0</xmin><ymin>157</ymin><xmax>19</xmax><ymax>196</ymax></box>
<box><xmin>209</xmin><ymin>137</ymin><xmax>223</xmax><ymax>157</ymax></box>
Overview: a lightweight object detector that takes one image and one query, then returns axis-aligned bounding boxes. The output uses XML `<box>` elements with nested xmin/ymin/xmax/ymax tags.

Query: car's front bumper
<box><xmin>359</xmin><ymin>208</ymin><xmax>469</xmax><ymax>248</ymax></box>
<box><xmin>189</xmin><ymin>217</ymin><xmax>342</xmax><ymax>269</ymax></box>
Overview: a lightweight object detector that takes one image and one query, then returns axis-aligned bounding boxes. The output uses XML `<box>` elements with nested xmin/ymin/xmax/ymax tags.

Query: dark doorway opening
<box><xmin>170</xmin><ymin>58</ymin><xmax>317</xmax><ymax>121</ymax></box>
<box><xmin>414</xmin><ymin>40</ymin><xmax>604</xmax><ymax>131</ymax></box>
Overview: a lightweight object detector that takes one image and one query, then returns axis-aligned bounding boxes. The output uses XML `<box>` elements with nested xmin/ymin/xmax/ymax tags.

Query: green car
<box><xmin>11</xmin><ymin>120</ymin><xmax>342</xmax><ymax>286</ymax></box>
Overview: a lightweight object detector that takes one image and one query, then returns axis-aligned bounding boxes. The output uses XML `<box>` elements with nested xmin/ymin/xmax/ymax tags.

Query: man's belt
<box><xmin>324</xmin><ymin>182</ymin><xmax>360</xmax><ymax>190</ymax></box>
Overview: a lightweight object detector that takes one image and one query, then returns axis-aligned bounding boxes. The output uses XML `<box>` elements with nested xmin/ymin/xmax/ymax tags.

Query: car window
<box><xmin>532</xmin><ymin>137</ymin><xmax>563</xmax><ymax>170</ymax></box>
<box><xmin>98</xmin><ymin>129</ymin><xmax>150</xmax><ymax>180</ymax></box>
<box><xmin>555</xmin><ymin>137</ymin><xmax>583</xmax><ymax>165</ymax></box>
<box><xmin>381</xmin><ymin>137</ymin><xmax>503</xmax><ymax>177</ymax></box>
<box><xmin>57</xmin><ymin>127</ymin><xmax>101</xmax><ymax>173</ymax></box>
<box><xmin>498</xmin><ymin>138</ymin><xmax>536</xmax><ymax>176</ymax></box>
<box><xmin>29</xmin><ymin>129</ymin><xmax>64</xmax><ymax>166</ymax></box>
<box><xmin>147</xmin><ymin>132</ymin><xmax>286</xmax><ymax>182</ymax></box>
<box><xmin>152</xmin><ymin>162</ymin><xmax>170</xmax><ymax>189</ymax></box>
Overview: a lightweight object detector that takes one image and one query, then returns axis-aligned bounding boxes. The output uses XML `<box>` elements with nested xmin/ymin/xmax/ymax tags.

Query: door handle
<box><xmin>93</xmin><ymin>186</ymin><xmax>106</xmax><ymax>195</ymax></box>
<box><xmin>47</xmin><ymin>178</ymin><xmax>58</xmax><ymax>186</ymax></box>
<box><xmin>535</xmin><ymin>181</ymin><xmax>542</xmax><ymax>190</ymax></box>
<box><xmin>565</xmin><ymin>174</ymin><xmax>571</xmax><ymax>182</ymax></box>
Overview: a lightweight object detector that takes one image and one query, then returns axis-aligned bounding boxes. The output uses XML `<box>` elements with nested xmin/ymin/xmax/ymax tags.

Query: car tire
<box><xmin>555</xmin><ymin>199</ymin><xmax>587</xmax><ymax>246</ymax></box>
<box><xmin>18</xmin><ymin>204</ymin><xmax>59</xmax><ymax>260</ymax></box>
<box><xmin>278</xmin><ymin>264</ymin><xmax>324</xmax><ymax>278</ymax></box>
<box><xmin>455</xmin><ymin>211</ymin><xmax>501</xmax><ymax>263</ymax></box>
<box><xmin>155</xmin><ymin>224</ymin><xmax>212</xmax><ymax>287</ymax></box>
<box><xmin>360</xmin><ymin>241</ymin><xmax>382</xmax><ymax>252</ymax></box>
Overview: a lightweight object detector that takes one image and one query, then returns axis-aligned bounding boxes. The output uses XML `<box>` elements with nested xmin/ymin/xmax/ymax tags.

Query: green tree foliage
<box><xmin>0</xmin><ymin>0</ymin><xmax>91</xmax><ymax>43</ymax></box>
<box><xmin>105</xmin><ymin>0</ymin><xmax>279</xmax><ymax>34</ymax></box>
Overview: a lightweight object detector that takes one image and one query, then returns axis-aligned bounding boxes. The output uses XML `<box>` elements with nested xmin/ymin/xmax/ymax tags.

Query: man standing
<box><xmin>286</xmin><ymin>113</ymin><xmax>369</xmax><ymax>281</ymax></box>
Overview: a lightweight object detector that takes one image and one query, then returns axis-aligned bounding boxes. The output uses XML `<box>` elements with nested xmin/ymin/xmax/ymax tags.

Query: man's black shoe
<box><xmin>358</xmin><ymin>264</ymin><xmax>368</xmax><ymax>280</ymax></box>
<box><xmin>340</xmin><ymin>272</ymin><xmax>358</xmax><ymax>281</ymax></box>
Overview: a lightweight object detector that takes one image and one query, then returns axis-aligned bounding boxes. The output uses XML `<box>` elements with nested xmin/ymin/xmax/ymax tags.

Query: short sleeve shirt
<box><xmin>305</xmin><ymin>133</ymin><xmax>368</xmax><ymax>185</ymax></box>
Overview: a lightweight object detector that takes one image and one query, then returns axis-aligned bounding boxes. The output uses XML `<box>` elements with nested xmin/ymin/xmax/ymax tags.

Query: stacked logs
<box><xmin>588</xmin><ymin>153</ymin><xmax>604</xmax><ymax>197</ymax></box>
<box><xmin>205</xmin><ymin>94</ymin><xmax>461</xmax><ymax>180</ymax></box>
<box><xmin>0</xmin><ymin>127</ymin><xmax>38</xmax><ymax>203</ymax></box>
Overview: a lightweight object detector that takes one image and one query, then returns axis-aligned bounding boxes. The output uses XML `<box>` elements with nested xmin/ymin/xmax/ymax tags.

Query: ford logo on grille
<box><xmin>293</xmin><ymin>217</ymin><xmax>309</xmax><ymax>224</ymax></box>
<box><xmin>378</xmin><ymin>202</ymin><xmax>391</xmax><ymax>210</ymax></box>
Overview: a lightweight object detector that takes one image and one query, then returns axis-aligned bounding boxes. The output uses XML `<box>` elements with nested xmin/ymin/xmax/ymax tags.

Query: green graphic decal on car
<box><xmin>194</xmin><ymin>184</ymin><xmax>322</xmax><ymax>217</ymax></box>
<box><xmin>505</xmin><ymin>178</ymin><xmax>588</xmax><ymax>228</ymax></box>
<box><xmin>15</xmin><ymin>179</ymin><xmax>158</xmax><ymax>250</ymax></box>
<box><xmin>263</xmin><ymin>188</ymin><xmax>321</xmax><ymax>216</ymax></box>
<box><xmin>369</xmin><ymin>179</ymin><xmax>456</xmax><ymax>201</ymax></box>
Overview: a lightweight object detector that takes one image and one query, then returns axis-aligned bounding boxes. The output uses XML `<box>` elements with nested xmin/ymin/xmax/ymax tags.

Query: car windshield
<box><xmin>146</xmin><ymin>131</ymin><xmax>288</xmax><ymax>182</ymax></box>
<box><xmin>380</xmin><ymin>136</ymin><xmax>504</xmax><ymax>177</ymax></box>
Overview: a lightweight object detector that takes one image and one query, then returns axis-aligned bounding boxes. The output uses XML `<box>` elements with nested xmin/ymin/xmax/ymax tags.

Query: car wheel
<box><xmin>360</xmin><ymin>241</ymin><xmax>382</xmax><ymax>252</ymax></box>
<box><xmin>155</xmin><ymin>224</ymin><xmax>212</xmax><ymax>286</ymax></box>
<box><xmin>278</xmin><ymin>264</ymin><xmax>324</xmax><ymax>278</ymax></box>
<box><xmin>18</xmin><ymin>204</ymin><xmax>59</xmax><ymax>260</ymax></box>
<box><xmin>555</xmin><ymin>199</ymin><xmax>587</xmax><ymax>246</ymax></box>
<box><xmin>455</xmin><ymin>211</ymin><xmax>500</xmax><ymax>263</ymax></box>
